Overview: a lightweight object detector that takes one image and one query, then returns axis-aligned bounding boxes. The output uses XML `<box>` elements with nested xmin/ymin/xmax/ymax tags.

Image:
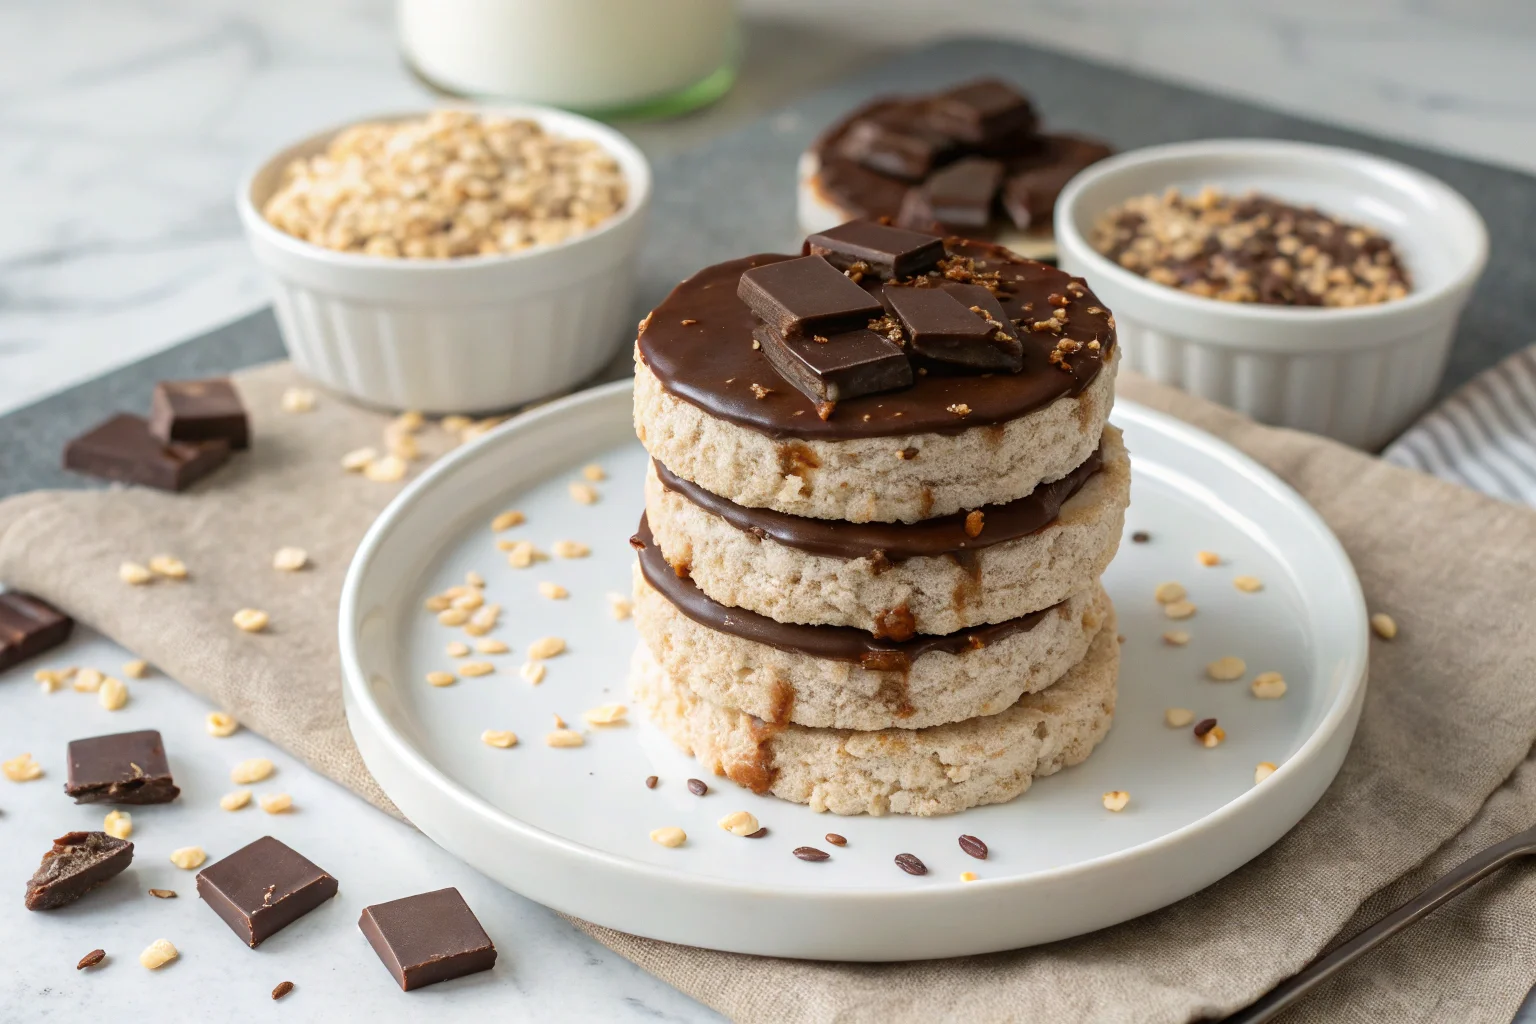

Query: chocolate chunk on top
<box><xmin>1000</xmin><ymin>136</ymin><xmax>1116</xmax><ymax>231</ymax></box>
<box><xmin>884</xmin><ymin>284</ymin><xmax>1023</xmax><ymax>372</ymax></box>
<box><xmin>26</xmin><ymin>831</ymin><xmax>134</xmax><ymax>911</ymax></box>
<box><xmin>927</xmin><ymin>78</ymin><xmax>1037</xmax><ymax>144</ymax></box>
<box><xmin>835</xmin><ymin>109</ymin><xmax>954</xmax><ymax>181</ymax></box>
<box><xmin>66</xmin><ymin>729</ymin><xmax>180</xmax><ymax>805</ymax></box>
<box><xmin>737</xmin><ymin>255</ymin><xmax>884</xmax><ymax>340</ymax></box>
<box><xmin>149</xmin><ymin>378</ymin><xmax>250</xmax><ymax>450</ymax></box>
<box><xmin>196</xmin><ymin>836</ymin><xmax>339</xmax><ymax>947</ymax></box>
<box><xmin>0</xmin><ymin>592</ymin><xmax>73</xmax><ymax>673</ymax></box>
<box><xmin>938</xmin><ymin>281</ymin><xmax>1025</xmax><ymax>371</ymax></box>
<box><xmin>753</xmin><ymin>324</ymin><xmax>912</xmax><ymax>416</ymax></box>
<box><xmin>899</xmin><ymin>157</ymin><xmax>1004</xmax><ymax>231</ymax></box>
<box><xmin>804</xmin><ymin>220</ymin><xmax>945</xmax><ymax>280</ymax></box>
<box><xmin>359</xmin><ymin>887</ymin><xmax>497</xmax><ymax>991</ymax></box>
<box><xmin>63</xmin><ymin>413</ymin><xmax>230</xmax><ymax>492</ymax></box>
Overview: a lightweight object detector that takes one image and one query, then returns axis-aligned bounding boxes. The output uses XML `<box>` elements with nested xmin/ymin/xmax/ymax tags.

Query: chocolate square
<box><xmin>149</xmin><ymin>378</ymin><xmax>250</xmax><ymax>450</ymax></box>
<box><xmin>359</xmin><ymin>887</ymin><xmax>497</xmax><ymax>991</ymax></box>
<box><xmin>754</xmin><ymin>323</ymin><xmax>912</xmax><ymax>414</ymax></box>
<box><xmin>65</xmin><ymin>729</ymin><xmax>180</xmax><ymax>805</ymax></box>
<box><xmin>1000</xmin><ymin>136</ymin><xmax>1115</xmax><ymax>230</ymax></box>
<box><xmin>883</xmin><ymin>285</ymin><xmax>1021</xmax><ymax>372</ymax></box>
<box><xmin>804</xmin><ymin>220</ymin><xmax>945</xmax><ymax>280</ymax></box>
<box><xmin>938</xmin><ymin>282</ymin><xmax>1025</xmax><ymax>372</ymax></box>
<box><xmin>898</xmin><ymin>157</ymin><xmax>1005</xmax><ymax>231</ymax></box>
<box><xmin>0</xmin><ymin>592</ymin><xmax>73</xmax><ymax>673</ymax></box>
<box><xmin>196</xmin><ymin>836</ymin><xmax>339</xmax><ymax>947</ymax></box>
<box><xmin>26</xmin><ymin>831</ymin><xmax>134</xmax><ymax>911</ymax></box>
<box><xmin>836</xmin><ymin>111</ymin><xmax>953</xmax><ymax>181</ymax></box>
<box><xmin>737</xmin><ymin>256</ymin><xmax>884</xmax><ymax>340</ymax></box>
<box><xmin>63</xmin><ymin>413</ymin><xmax>230</xmax><ymax>492</ymax></box>
<box><xmin>927</xmin><ymin>78</ymin><xmax>1037</xmax><ymax>143</ymax></box>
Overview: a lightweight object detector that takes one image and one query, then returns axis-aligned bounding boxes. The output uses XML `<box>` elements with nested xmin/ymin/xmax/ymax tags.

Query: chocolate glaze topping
<box><xmin>637</xmin><ymin>239</ymin><xmax>1115</xmax><ymax>440</ymax></box>
<box><xmin>654</xmin><ymin>444</ymin><xmax>1102</xmax><ymax>562</ymax></box>
<box><xmin>633</xmin><ymin>516</ymin><xmax>1058</xmax><ymax>670</ymax></box>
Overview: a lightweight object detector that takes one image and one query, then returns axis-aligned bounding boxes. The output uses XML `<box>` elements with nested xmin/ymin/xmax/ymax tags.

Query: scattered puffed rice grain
<box><xmin>1251</xmin><ymin>672</ymin><xmax>1288</xmax><ymax>699</ymax></box>
<box><xmin>73</xmin><ymin>668</ymin><xmax>104</xmax><ymax>693</ymax></box>
<box><xmin>960</xmin><ymin>871</ymin><xmax>978</xmax><ymax>882</ymax></box>
<box><xmin>583</xmin><ymin>704</ymin><xmax>627</xmax><ymax>726</ymax></box>
<box><xmin>1201</xmin><ymin>725</ymin><xmax>1227</xmax><ymax>749</ymax></box>
<box><xmin>459</xmin><ymin>661</ymin><xmax>494</xmax><ymax>678</ymax></box>
<box><xmin>120</xmin><ymin>562</ymin><xmax>153</xmax><ymax>585</ymax></box>
<box><xmin>148</xmin><ymin>555</ymin><xmax>188</xmax><ymax>579</ymax></box>
<box><xmin>482</xmin><ymin>730</ymin><xmax>518</xmax><ymax>749</ymax></box>
<box><xmin>103</xmin><ymin>810</ymin><xmax>132</xmax><ymax>839</ymax></box>
<box><xmin>718</xmin><ymin>810</ymin><xmax>760</xmax><ymax>836</ymax></box>
<box><xmin>475</xmin><ymin>638</ymin><xmax>509</xmax><ymax>655</ymax></box>
<box><xmin>1162</xmin><ymin>630</ymin><xmax>1191</xmax><ymax>646</ymax></box>
<box><xmin>527</xmin><ymin>636</ymin><xmax>566</xmax><ymax>660</ymax></box>
<box><xmin>98</xmin><ymin>677</ymin><xmax>129</xmax><ymax>711</ymax></box>
<box><xmin>546</xmin><ymin>729</ymin><xmax>584</xmax><ymax>748</ymax></box>
<box><xmin>139</xmin><ymin>939</ymin><xmax>178</xmax><ymax>970</ymax></box>
<box><xmin>569</xmin><ymin>482</ymin><xmax>599</xmax><ymax>505</ymax></box>
<box><xmin>1371</xmin><ymin>613</ymin><xmax>1398</xmax><ymax>639</ymax></box>
<box><xmin>1197</xmin><ymin>551</ymin><xmax>1220</xmax><ymax>567</ymax></box>
<box><xmin>607</xmin><ymin>593</ymin><xmax>633</xmax><ymax>620</ymax></box>
<box><xmin>1154</xmin><ymin>581</ymin><xmax>1186</xmax><ymax>604</ymax></box>
<box><xmin>169</xmin><ymin>847</ymin><xmax>206</xmax><ymax>870</ymax></box>
<box><xmin>205</xmin><ymin>712</ymin><xmax>239</xmax><ymax>737</ymax></box>
<box><xmin>1164</xmin><ymin>600</ymin><xmax>1197</xmax><ymax>620</ymax></box>
<box><xmin>1164</xmin><ymin>708</ymin><xmax>1194</xmax><ymax>728</ymax></box>
<box><xmin>582</xmin><ymin>464</ymin><xmax>606</xmax><ymax>482</ymax></box>
<box><xmin>1206</xmin><ymin>656</ymin><xmax>1247</xmax><ymax>682</ymax></box>
<box><xmin>465</xmin><ymin>570</ymin><xmax>485</xmax><ymax>588</ymax></box>
<box><xmin>341</xmin><ymin>446</ymin><xmax>378</xmax><ymax>472</ymax></box>
<box><xmin>364</xmin><ymin>454</ymin><xmax>407</xmax><ymax>483</ymax></box>
<box><xmin>231</xmin><ymin>758</ymin><xmax>274</xmax><ymax>784</ymax></box>
<box><xmin>520</xmin><ymin>661</ymin><xmax>546</xmax><ymax>685</ymax></box>
<box><xmin>491</xmin><ymin>510</ymin><xmax>525</xmax><ymax>532</ymax></box>
<box><xmin>437</xmin><ymin>608</ymin><xmax>470</xmax><ymax>627</ymax></box>
<box><xmin>220</xmin><ymin>790</ymin><xmax>251</xmax><ymax>811</ymax></box>
<box><xmin>446</xmin><ymin>641</ymin><xmax>470</xmax><ymax>658</ymax></box>
<box><xmin>451</xmin><ymin>590</ymin><xmax>484</xmax><ymax>611</ymax></box>
<box><xmin>232</xmin><ymin>609</ymin><xmax>270</xmax><ymax>633</ymax></box>
<box><xmin>1102</xmin><ymin>790</ymin><xmax>1130</xmax><ymax>812</ymax></box>
<box><xmin>650</xmin><ymin>827</ymin><xmax>686</xmax><ymax>848</ymax></box>
<box><xmin>1234</xmin><ymin>575</ymin><xmax>1263</xmax><ymax>593</ymax></box>
<box><xmin>258</xmin><ymin>793</ymin><xmax>293</xmax><ymax>814</ymax></box>
<box><xmin>537</xmin><ymin>581</ymin><xmax>568</xmax><ymax>600</ymax></box>
<box><xmin>37</xmin><ymin>671</ymin><xmax>61</xmax><ymax>693</ymax></box>
<box><xmin>123</xmin><ymin>659</ymin><xmax>149</xmax><ymax>679</ymax></box>
<box><xmin>280</xmin><ymin>387</ymin><xmax>316</xmax><ymax>413</ymax></box>
<box><xmin>272</xmin><ymin>547</ymin><xmax>308</xmax><ymax>572</ymax></box>
<box><xmin>3</xmin><ymin>753</ymin><xmax>43</xmax><ymax>781</ymax></box>
<box><xmin>507</xmin><ymin>541</ymin><xmax>537</xmax><ymax>568</ymax></box>
<box><xmin>1255</xmin><ymin>762</ymin><xmax>1278</xmax><ymax>784</ymax></box>
<box><xmin>426</xmin><ymin>671</ymin><xmax>456</xmax><ymax>688</ymax></box>
<box><xmin>424</xmin><ymin>594</ymin><xmax>451</xmax><ymax>612</ymax></box>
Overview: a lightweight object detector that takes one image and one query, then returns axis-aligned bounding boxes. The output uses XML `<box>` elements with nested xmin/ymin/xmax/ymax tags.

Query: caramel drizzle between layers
<box><xmin>631</xmin><ymin>516</ymin><xmax>1060</xmax><ymax>670</ymax></box>
<box><xmin>636</xmin><ymin>239</ymin><xmax>1114</xmax><ymax>440</ymax></box>
<box><xmin>652</xmin><ymin>443</ymin><xmax>1103</xmax><ymax>562</ymax></box>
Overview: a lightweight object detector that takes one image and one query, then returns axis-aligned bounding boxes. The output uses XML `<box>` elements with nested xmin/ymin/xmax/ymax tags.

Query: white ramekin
<box><xmin>1055</xmin><ymin>140</ymin><xmax>1487</xmax><ymax>449</ymax></box>
<box><xmin>237</xmin><ymin>106</ymin><xmax>651</xmax><ymax>414</ymax></box>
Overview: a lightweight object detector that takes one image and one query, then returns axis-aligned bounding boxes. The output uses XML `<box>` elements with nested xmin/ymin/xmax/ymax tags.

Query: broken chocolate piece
<box><xmin>65</xmin><ymin>729</ymin><xmax>180</xmax><ymax>805</ymax></box>
<box><xmin>63</xmin><ymin>413</ymin><xmax>230</xmax><ymax>492</ymax></box>
<box><xmin>754</xmin><ymin>323</ymin><xmax>912</xmax><ymax>414</ymax></box>
<box><xmin>0</xmin><ymin>592</ymin><xmax>73</xmax><ymax>673</ymax></box>
<box><xmin>737</xmin><ymin>255</ymin><xmax>884</xmax><ymax>340</ymax></box>
<box><xmin>937</xmin><ymin>281</ymin><xmax>1025</xmax><ymax>371</ymax></box>
<box><xmin>836</xmin><ymin>111</ymin><xmax>953</xmax><ymax>181</ymax></box>
<box><xmin>882</xmin><ymin>286</ymin><xmax>999</xmax><ymax>367</ymax></box>
<box><xmin>148</xmin><ymin>378</ymin><xmax>250</xmax><ymax>450</ymax></box>
<box><xmin>359</xmin><ymin>887</ymin><xmax>497</xmax><ymax>991</ymax></box>
<box><xmin>804</xmin><ymin>220</ymin><xmax>945</xmax><ymax>280</ymax></box>
<box><xmin>927</xmin><ymin>78</ymin><xmax>1036</xmax><ymax>144</ymax></box>
<box><xmin>196</xmin><ymin>836</ymin><xmax>339</xmax><ymax>948</ymax></box>
<box><xmin>25</xmin><ymin>831</ymin><xmax>134</xmax><ymax>911</ymax></box>
<box><xmin>898</xmin><ymin>157</ymin><xmax>1004</xmax><ymax>231</ymax></box>
<box><xmin>1000</xmin><ymin>136</ymin><xmax>1115</xmax><ymax>230</ymax></box>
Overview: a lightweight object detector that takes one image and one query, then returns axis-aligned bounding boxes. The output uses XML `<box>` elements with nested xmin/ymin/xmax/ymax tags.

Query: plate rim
<box><xmin>339</xmin><ymin>380</ymin><xmax>1368</xmax><ymax>923</ymax></box>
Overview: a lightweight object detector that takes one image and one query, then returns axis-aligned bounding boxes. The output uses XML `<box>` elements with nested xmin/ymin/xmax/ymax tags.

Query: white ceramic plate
<box><xmin>340</xmin><ymin>380</ymin><xmax>1368</xmax><ymax>961</ymax></box>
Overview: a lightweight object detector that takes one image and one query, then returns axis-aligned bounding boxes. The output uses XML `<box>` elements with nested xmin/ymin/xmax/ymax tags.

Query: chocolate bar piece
<box><xmin>1000</xmin><ymin>136</ymin><xmax>1115</xmax><ymax>230</ymax></box>
<box><xmin>66</xmin><ymin>729</ymin><xmax>180</xmax><ymax>805</ymax></box>
<box><xmin>883</xmin><ymin>285</ymin><xmax>1023</xmax><ymax>372</ymax></box>
<box><xmin>149</xmin><ymin>378</ymin><xmax>249</xmax><ymax>450</ymax></box>
<box><xmin>804</xmin><ymin>220</ymin><xmax>945</xmax><ymax>280</ymax></box>
<box><xmin>359</xmin><ymin>888</ymin><xmax>497</xmax><ymax>991</ymax></box>
<box><xmin>755</xmin><ymin>323</ymin><xmax>912</xmax><ymax>415</ymax></box>
<box><xmin>836</xmin><ymin>111</ymin><xmax>953</xmax><ymax>181</ymax></box>
<box><xmin>737</xmin><ymin>256</ymin><xmax>884</xmax><ymax>340</ymax></box>
<box><xmin>26</xmin><ymin>831</ymin><xmax>134</xmax><ymax>911</ymax></box>
<box><xmin>64</xmin><ymin>413</ymin><xmax>230</xmax><ymax>492</ymax></box>
<box><xmin>898</xmin><ymin>157</ymin><xmax>1004</xmax><ymax>231</ymax></box>
<box><xmin>197</xmin><ymin>836</ymin><xmax>339</xmax><ymax>947</ymax></box>
<box><xmin>927</xmin><ymin>78</ymin><xmax>1037</xmax><ymax>144</ymax></box>
<box><xmin>939</xmin><ymin>282</ymin><xmax>1025</xmax><ymax>371</ymax></box>
<box><xmin>0</xmin><ymin>592</ymin><xmax>73</xmax><ymax>673</ymax></box>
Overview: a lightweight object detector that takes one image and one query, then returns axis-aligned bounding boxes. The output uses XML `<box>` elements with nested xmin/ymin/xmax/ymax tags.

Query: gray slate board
<box><xmin>4</xmin><ymin>37</ymin><xmax>1533</xmax><ymax>500</ymax></box>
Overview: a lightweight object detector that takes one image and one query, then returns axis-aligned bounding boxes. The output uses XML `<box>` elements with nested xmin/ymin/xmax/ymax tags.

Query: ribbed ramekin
<box><xmin>1055</xmin><ymin>140</ymin><xmax>1487</xmax><ymax>450</ymax></box>
<box><xmin>237</xmin><ymin>106</ymin><xmax>651</xmax><ymax>414</ymax></box>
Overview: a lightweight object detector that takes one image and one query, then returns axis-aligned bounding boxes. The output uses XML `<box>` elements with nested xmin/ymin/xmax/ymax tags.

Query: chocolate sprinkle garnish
<box><xmin>894</xmin><ymin>853</ymin><xmax>928</xmax><ymax>876</ymax></box>
<box><xmin>825</xmin><ymin>833</ymin><xmax>848</xmax><ymax>847</ymax></box>
<box><xmin>644</xmin><ymin>775</ymin><xmax>658</xmax><ymax>789</ymax></box>
<box><xmin>76</xmin><ymin>949</ymin><xmax>106</xmax><ymax>970</ymax></box>
<box><xmin>686</xmin><ymin>778</ymin><xmax>709</xmax><ymax>797</ymax></box>
<box><xmin>272</xmin><ymin>981</ymin><xmax>295</xmax><ymax>1000</ymax></box>
<box><xmin>1193</xmin><ymin>717</ymin><xmax>1218</xmax><ymax>738</ymax></box>
<box><xmin>794</xmin><ymin>847</ymin><xmax>831</xmax><ymax>862</ymax></box>
<box><xmin>1131</xmin><ymin>531</ymin><xmax>1150</xmax><ymax>543</ymax></box>
<box><xmin>958</xmin><ymin>835</ymin><xmax>988</xmax><ymax>860</ymax></box>
<box><xmin>148</xmin><ymin>888</ymin><xmax>177</xmax><ymax>899</ymax></box>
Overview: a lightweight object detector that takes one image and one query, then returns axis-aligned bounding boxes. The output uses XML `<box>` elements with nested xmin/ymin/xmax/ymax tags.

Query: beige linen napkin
<box><xmin>3</xmin><ymin>360</ymin><xmax>1535</xmax><ymax>1023</ymax></box>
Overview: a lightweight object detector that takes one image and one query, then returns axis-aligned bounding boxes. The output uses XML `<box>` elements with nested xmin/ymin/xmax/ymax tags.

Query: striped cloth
<box><xmin>1384</xmin><ymin>345</ymin><xmax>1536</xmax><ymax>506</ymax></box>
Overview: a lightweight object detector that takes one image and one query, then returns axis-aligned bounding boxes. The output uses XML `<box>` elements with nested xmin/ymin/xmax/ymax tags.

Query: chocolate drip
<box><xmin>637</xmin><ymin>240</ymin><xmax>1113</xmax><ymax>440</ymax></box>
<box><xmin>655</xmin><ymin>444</ymin><xmax>1101</xmax><ymax>561</ymax></box>
<box><xmin>633</xmin><ymin>516</ymin><xmax>1057</xmax><ymax>667</ymax></box>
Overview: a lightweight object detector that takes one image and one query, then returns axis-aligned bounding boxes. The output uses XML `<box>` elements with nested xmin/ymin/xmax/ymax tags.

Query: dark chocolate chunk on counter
<box><xmin>359</xmin><ymin>887</ymin><xmax>497</xmax><ymax>991</ymax></box>
<box><xmin>197</xmin><ymin>836</ymin><xmax>339</xmax><ymax>947</ymax></box>
<box><xmin>754</xmin><ymin>324</ymin><xmax>912</xmax><ymax>416</ymax></box>
<box><xmin>149</xmin><ymin>378</ymin><xmax>250</xmax><ymax>449</ymax></box>
<box><xmin>0</xmin><ymin>592</ymin><xmax>73</xmax><ymax>673</ymax></box>
<box><xmin>26</xmin><ymin>831</ymin><xmax>134</xmax><ymax>911</ymax></box>
<box><xmin>927</xmin><ymin>78</ymin><xmax>1037</xmax><ymax>144</ymax></box>
<box><xmin>898</xmin><ymin>157</ymin><xmax>1004</xmax><ymax>231</ymax></box>
<box><xmin>66</xmin><ymin>729</ymin><xmax>180</xmax><ymax>805</ymax></box>
<box><xmin>836</xmin><ymin>109</ymin><xmax>953</xmax><ymax>181</ymax></box>
<box><xmin>804</xmin><ymin>220</ymin><xmax>944</xmax><ymax>280</ymax></box>
<box><xmin>884</xmin><ymin>284</ymin><xmax>1023</xmax><ymax>372</ymax></box>
<box><xmin>737</xmin><ymin>255</ymin><xmax>884</xmax><ymax>340</ymax></box>
<box><xmin>64</xmin><ymin>413</ymin><xmax>230</xmax><ymax>492</ymax></box>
